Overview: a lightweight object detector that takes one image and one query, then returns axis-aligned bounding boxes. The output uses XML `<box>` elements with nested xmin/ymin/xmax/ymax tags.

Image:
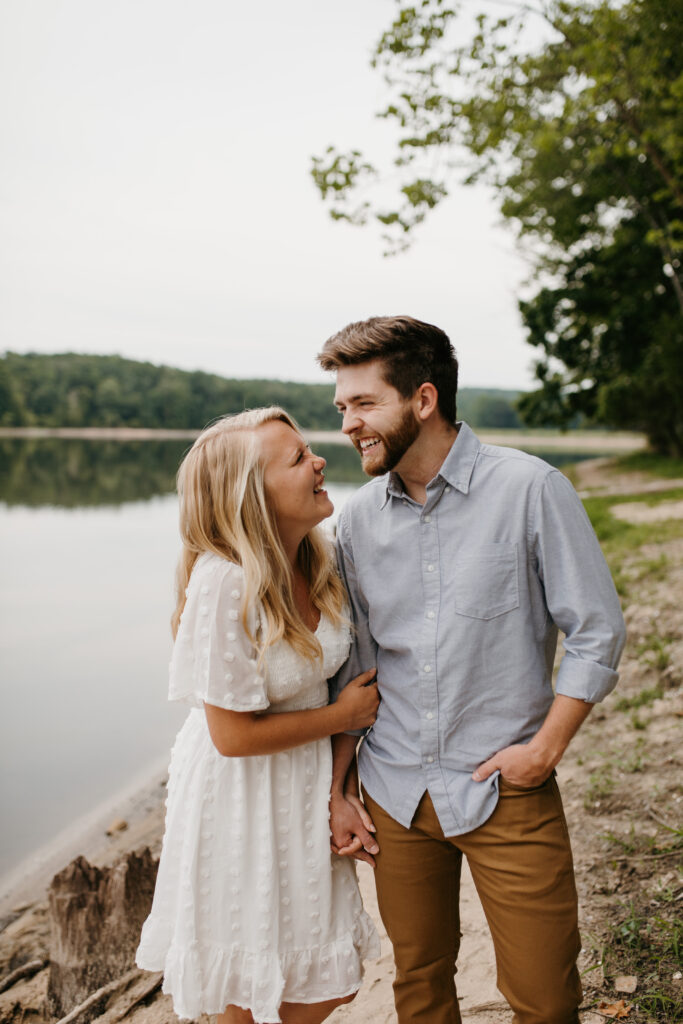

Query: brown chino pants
<box><xmin>363</xmin><ymin>777</ymin><xmax>582</xmax><ymax>1024</ymax></box>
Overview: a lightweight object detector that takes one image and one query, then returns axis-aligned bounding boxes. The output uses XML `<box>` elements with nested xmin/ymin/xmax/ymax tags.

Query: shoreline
<box><xmin>0</xmin><ymin>757</ymin><xmax>170</xmax><ymax>921</ymax></box>
<box><xmin>0</xmin><ymin>425</ymin><xmax>647</xmax><ymax>452</ymax></box>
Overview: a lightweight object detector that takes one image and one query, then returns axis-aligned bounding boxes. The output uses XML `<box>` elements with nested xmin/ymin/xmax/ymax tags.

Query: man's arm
<box><xmin>473</xmin><ymin>693</ymin><xmax>592</xmax><ymax>785</ymax></box>
<box><xmin>474</xmin><ymin>469</ymin><xmax>626</xmax><ymax>787</ymax></box>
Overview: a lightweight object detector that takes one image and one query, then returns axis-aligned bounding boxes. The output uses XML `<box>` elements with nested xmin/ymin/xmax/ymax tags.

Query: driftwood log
<box><xmin>52</xmin><ymin>967</ymin><xmax>163</xmax><ymax>1024</ymax></box>
<box><xmin>46</xmin><ymin>848</ymin><xmax>158</xmax><ymax>1021</ymax></box>
<box><xmin>0</xmin><ymin>956</ymin><xmax>48</xmax><ymax>994</ymax></box>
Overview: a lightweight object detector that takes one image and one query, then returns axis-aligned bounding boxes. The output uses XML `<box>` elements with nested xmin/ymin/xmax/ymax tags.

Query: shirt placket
<box><xmin>417</xmin><ymin>494</ymin><xmax>441</xmax><ymax>775</ymax></box>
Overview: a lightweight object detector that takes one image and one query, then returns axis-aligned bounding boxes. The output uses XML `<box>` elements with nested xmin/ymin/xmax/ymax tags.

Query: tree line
<box><xmin>0</xmin><ymin>352</ymin><xmax>525</xmax><ymax>431</ymax></box>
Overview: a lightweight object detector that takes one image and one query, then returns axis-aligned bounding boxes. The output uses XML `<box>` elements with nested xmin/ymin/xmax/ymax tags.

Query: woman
<box><xmin>136</xmin><ymin>407</ymin><xmax>380</xmax><ymax>1024</ymax></box>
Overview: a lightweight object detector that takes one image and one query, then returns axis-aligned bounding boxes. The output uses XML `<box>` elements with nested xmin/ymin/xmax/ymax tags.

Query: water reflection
<box><xmin>0</xmin><ymin>439</ymin><xmax>368</xmax><ymax>508</ymax></box>
<box><xmin>0</xmin><ymin>437</ymin><xmax>602</xmax><ymax>509</ymax></box>
<box><xmin>0</xmin><ymin>439</ymin><xmax>189</xmax><ymax>507</ymax></box>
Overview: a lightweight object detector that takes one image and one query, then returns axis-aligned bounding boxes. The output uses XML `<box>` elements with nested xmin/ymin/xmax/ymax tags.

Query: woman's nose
<box><xmin>312</xmin><ymin>452</ymin><xmax>326</xmax><ymax>471</ymax></box>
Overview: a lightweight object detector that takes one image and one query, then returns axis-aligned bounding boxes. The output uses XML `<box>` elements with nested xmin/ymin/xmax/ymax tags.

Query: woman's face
<box><xmin>259</xmin><ymin>420</ymin><xmax>333</xmax><ymax>542</ymax></box>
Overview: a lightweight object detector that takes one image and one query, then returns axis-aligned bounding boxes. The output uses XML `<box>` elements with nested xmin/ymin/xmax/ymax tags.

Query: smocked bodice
<box><xmin>264</xmin><ymin>614</ymin><xmax>351</xmax><ymax>712</ymax></box>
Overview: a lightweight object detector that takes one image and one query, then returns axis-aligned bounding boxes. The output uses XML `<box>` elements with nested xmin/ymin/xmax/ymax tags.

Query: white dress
<box><xmin>136</xmin><ymin>552</ymin><xmax>379</xmax><ymax>1023</ymax></box>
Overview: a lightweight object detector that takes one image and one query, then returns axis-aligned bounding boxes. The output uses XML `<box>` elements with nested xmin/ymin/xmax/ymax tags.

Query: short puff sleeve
<box><xmin>168</xmin><ymin>554</ymin><xmax>269</xmax><ymax>712</ymax></box>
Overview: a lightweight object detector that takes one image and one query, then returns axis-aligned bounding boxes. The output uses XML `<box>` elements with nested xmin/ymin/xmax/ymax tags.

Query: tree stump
<box><xmin>46</xmin><ymin>849</ymin><xmax>158</xmax><ymax>1020</ymax></box>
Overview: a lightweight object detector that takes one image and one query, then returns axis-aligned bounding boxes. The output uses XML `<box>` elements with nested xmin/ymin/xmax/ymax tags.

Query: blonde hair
<box><xmin>171</xmin><ymin>407</ymin><xmax>346</xmax><ymax>664</ymax></box>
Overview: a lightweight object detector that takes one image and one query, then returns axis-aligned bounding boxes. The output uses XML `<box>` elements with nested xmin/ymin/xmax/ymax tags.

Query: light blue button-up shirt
<box><xmin>331</xmin><ymin>422</ymin><xmax>626</xmax><ymax>836</ymax></box>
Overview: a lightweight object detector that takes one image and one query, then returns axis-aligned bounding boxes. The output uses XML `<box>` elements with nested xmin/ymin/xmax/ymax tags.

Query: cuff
<box><xmin>555</xmin><ymin>654</ymin><xmax>619</xmax><ymax>703</ymax></box>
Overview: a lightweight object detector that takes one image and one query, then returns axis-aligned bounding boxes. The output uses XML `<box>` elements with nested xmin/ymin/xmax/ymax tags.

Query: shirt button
<box><xmin>444</xmin><ymin>486</ymin><xmax>451</xmax><ymax>493</ymax></box>
<box><xmin>424</xmin><ymin>664</ymin><xmax>431</xmax><ymax>673</ymax></box>
<box><xmin>427</xmin><ymin>564</ymin><xmax>435</xmax><ymax>572</ymax></box>
<box><xmin>426</xmin><ymin>712</ymin><xmax>434</xmax><ymax>720</ymax></box>
<box><xmin>427</xmin><ymin>610</ymin><xmax>435</xmax><ymax>619</ymax></box>
<box><xmin>426</xmin><ymin>756</ymin><xmax>434</xmax><ymax>764</ymax></box>
<box><xmin>423</xmin><ymin>514</ymin><xmax>432</xmax><ymax>523</ymax></box>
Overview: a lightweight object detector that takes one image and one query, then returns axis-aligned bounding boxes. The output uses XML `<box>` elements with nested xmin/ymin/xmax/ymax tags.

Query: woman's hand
<box><xmin>329</xmin><ymin>792</ymin><xmax>379</xmax><ymax>867</ymax></box>
<box><xmin>335</xmin><ymin>669</ymin><xmax>379</xmax><ymax>731</ymax></box>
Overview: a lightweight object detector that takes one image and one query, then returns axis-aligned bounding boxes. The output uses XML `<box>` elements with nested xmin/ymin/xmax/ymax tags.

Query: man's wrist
<box><xmin>527</xmin><ymin>734</ymin><xmax>564</xmax><ymax>772</ymax></box>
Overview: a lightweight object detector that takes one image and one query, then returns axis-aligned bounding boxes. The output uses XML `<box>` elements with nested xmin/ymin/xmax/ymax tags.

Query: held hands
<box><xmin>472</xmin><ymin>742</ymin><xmax>553</xmax><ymax>788</ymax></box>
<box><xmin>335</xmin><ymin>670</ymin><xmax>380</xmax><ymax>732</ymax></box>
<box><xmin>329</xmin><ymin>791</ymin><xmax>379</xmax><ymax>867</ymax></box>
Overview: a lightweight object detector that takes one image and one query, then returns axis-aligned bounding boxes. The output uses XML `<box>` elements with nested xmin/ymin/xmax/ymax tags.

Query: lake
<box><xmin>0</xmin><ymin>436</ymin><xmax>603</xmax><ymax>881</ymax></box>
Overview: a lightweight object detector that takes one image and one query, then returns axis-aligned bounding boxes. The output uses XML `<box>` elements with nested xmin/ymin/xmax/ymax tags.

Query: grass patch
<box><xmin>601</xmin><ymin>823</ymin><xmax>683</xmax><ymax>857</ymax></box>
<box><xmin>586</xmin><ymin>900</ymin><xmax>683</xmax><ymax>1022</ymax></box>
<box><xmin>614</xmin><ymin>452</ymin><xmax>683</xmax><ymax>479</ymax></box>
<box><xmin>630</xmin><ymin>554</ymin><xmax>669</xmax><ymax>586</ymax></box>
<box><xmin>635</xmin><ymin>634</ymin><xmax>672</xmax><ymax>672</ymax></box>
<box><xmin>605</xmin><ymin>486</ymin><xmax>683</xmax><ymax>508</ymax></box>
<box><xmin>585</xmin><ymin>765</ymin><xmax>616</xmax><ymax>808</ymax></box>
<box><xmin>582</xmin><ymin>494</ymin><xmax>683</xmax><ymax>596</ymax></box>
<box><xmin>583</xmin><ymin>743</ymin><xmax>650</xmax><ymax>809</ymax></box>
<box><xmin>614</xmin><ymin>688</ymin><xmax>663</xmax><ymax>712</ymax></box>
<box><xmin>616</xmin><ymin>747</ymin><xmax>648</xmax><ymax>774</ymax></box>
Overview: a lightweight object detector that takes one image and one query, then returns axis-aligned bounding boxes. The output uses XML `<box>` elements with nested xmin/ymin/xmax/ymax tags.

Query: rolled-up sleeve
<box><xmin>533</xmin><ymin>469</ymin><xmax>626</xmax><ymax>703</ymax></box>
<box><xmin>328</xmin><ymin>513</ymin><xmax>378</xmax><ymax>731</ymax></box>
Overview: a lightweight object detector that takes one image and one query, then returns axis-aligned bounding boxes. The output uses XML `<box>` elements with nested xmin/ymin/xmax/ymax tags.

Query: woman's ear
<box><xmin>415</xmin><ymin>382</ymin><xmax>439</xmax><ymax>421</ymax></box>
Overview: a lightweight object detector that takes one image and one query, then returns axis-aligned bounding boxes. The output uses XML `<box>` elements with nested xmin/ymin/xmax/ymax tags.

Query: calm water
<box><xmin>0</xmin><ymin>438</ymin><xmax>361</xmax><ymax>878</ymax></box>
<box><xmin>0</xmin><ymin>437</ymin><xmax>598</xmax><ymax>878</ymax></box>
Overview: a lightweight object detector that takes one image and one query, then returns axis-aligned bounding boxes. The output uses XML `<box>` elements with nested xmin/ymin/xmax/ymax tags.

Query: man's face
<box><xmin>334</xmin><ymin>360</ymin><xmax>420</xmax><ymax>477</ymax></box>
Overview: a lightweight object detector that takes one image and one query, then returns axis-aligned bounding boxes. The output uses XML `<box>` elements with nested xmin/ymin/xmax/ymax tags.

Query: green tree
<box><xmin>0</xmin><ymin>359</ymin><xmax>24</xmax><ymax>425</ymax></box>
<box><xmin>470</xmin><ymin>394</ymin><xmax>523</xmax><ymax>429</ymax></box>
<box><xmin>311</xmin><ymin>0</ymin><xmax>683</xmax><ymax>454</ymax></box>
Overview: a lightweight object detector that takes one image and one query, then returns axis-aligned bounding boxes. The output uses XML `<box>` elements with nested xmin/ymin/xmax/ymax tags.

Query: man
<box><xmin>318</xmin><ymin>316</ymin><xmax>626</xmax><ymax>1024</ymax></box>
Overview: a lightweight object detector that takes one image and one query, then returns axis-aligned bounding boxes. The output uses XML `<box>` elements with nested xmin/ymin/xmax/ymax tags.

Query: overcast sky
<box><xmin>1</xmin><ymin>0</ymin><xmax>540</xmax><ymax>390</ymax></box>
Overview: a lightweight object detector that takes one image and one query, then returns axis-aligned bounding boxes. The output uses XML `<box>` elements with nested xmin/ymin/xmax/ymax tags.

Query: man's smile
<box><xmin>358</xmin><ymin>437</ymin><xmax>381</xmax><ymax>453</ymax></box>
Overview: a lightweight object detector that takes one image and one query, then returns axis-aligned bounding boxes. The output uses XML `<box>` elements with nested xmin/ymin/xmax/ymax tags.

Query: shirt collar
<box><xmin>379</xmin><ymin>421</ymin><xmax>480</xmax><ymax>509</ymax></box>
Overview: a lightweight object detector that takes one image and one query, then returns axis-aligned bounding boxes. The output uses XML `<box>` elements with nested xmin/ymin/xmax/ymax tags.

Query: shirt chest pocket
<box><xmin>453</xmin><ymin>542</ymin><xmax>519</xmax><ymax>620</ymax></box>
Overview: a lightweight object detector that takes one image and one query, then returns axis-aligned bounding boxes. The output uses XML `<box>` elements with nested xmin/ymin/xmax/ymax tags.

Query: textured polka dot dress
<box><xmin>136</xmin><ymin>552</ymin><xmax>380</xmax><ymax>1023</ymax></box>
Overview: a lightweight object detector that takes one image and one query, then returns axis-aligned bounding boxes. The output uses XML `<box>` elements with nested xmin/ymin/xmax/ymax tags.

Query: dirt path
<box><xmin>575</xmin><ymin>456</ymin><xmax>683</xmax><ymax>498</ymax></box>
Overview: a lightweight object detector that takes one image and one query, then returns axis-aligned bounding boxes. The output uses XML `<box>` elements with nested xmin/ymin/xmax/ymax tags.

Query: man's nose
<box><xmin>342</xmin><ymin>409</ymin><xmax>362</xmax><ymax>435</ymax></box>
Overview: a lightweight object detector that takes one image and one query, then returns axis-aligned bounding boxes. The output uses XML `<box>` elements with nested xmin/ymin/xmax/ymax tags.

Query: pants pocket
<box><xmin>498</xmin><ymin>770</ymin><xmax>555</xmax><ymax>793</ymax></box>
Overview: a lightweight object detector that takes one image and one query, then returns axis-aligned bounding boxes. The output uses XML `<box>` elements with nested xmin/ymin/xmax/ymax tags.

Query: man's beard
<box><xmin>360</xmin><ymin>405</ymin><xmax>420</xmax><ymax>477</ymax></box>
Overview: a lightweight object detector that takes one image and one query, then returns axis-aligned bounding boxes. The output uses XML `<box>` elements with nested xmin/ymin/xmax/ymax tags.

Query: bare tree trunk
<box><xmin>46</xmin><ymin>849</ymin><xmax>158</xmax><ymax>1022</ymax></box>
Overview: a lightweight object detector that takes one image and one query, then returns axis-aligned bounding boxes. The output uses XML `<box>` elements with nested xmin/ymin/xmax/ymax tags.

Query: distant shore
<box><xmin>0</xmin><ymin>425</ymin><xmax>647</xmax><ymax>453</ymax></box>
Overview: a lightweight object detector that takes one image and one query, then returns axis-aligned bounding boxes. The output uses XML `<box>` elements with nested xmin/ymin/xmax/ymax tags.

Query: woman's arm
<box><xmin>204</xmin><ymin>669</ymin><xmax>378</xmax><ymax>756</ymax></box>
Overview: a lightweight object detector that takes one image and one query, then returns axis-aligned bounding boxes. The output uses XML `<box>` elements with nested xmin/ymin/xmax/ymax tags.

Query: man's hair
<box><xmin>317</xmin><ymin>316</ymin><xmax>458</xmax><ymax>424</ymax></box>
